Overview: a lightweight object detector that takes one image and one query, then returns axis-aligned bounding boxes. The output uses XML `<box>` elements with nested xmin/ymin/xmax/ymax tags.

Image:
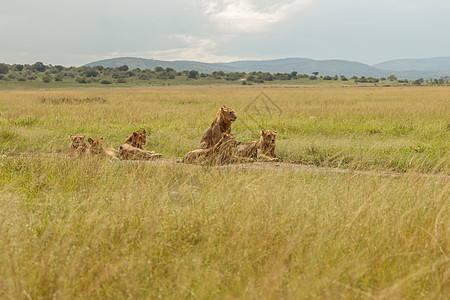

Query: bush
<box><xmin>14</xmin><ymin>64</ymin><xmax>24</xmax><ymax>71</ymax></box>
<box><xmin>42</xmin><ymin>75</ymin><xmax>52</xmax><ymax>83</ymax></box>
<box><xmin>117</xmin><ymin>65</ymin><xmax>129</xmax><ymax>72</ymax></box>
<box><xmin>76</xmin><ymin>77</ymin><xmax>87</xmax><ymax>84</ymax></box>
<box><xmin>32</xmin><ymin>62</ymin><xmax>46</xmax><ymax>72</ymax></box>
<box><xmin>188</xmin><ymin>70</ymin><xmax>199</xmax><ymax>79</ymax></box>
<box><xmin>0</xmin><ymin>63</ymin><xmax>9</xmax><ymax>74</ymax></box>
<box><xmin>101</xmin><ymin>80</ymin><xmax>112</xmax><ymax>84</ymax></box>
<box><xmin>84</xmin><ymin>69</ymin><xmax>99</xmax><ymax>77</ymax></box>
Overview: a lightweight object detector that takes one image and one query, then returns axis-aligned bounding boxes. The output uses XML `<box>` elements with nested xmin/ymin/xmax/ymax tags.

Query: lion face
<box><xmin>132</xmin><ymin>130</ymin><xmax>147</xmax><ymax>148</ymax></box>
<box><xmin>69</xmin><ymin>135</ymin><xmax>86</xmax><ymax>148</ymax></box>
<box><xmin>260</xmin><ymin>130</ymin><xmax>277</xmax><ymax>145</ymax></box>
<box><xmin>87</xmin><ymin>137</ymin><xmax>104</xmax><ymax>150</ymax></box>
<box><xmin>220</xmin><ymin>106</ymin><xmax>237</xmax><ymax>123</ymax></box>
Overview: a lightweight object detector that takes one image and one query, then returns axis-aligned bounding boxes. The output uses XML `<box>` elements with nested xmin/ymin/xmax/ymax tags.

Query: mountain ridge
<box><xmin>84</xmin><ymin>56</ymin><xmax>450</xmax><ymax>79</ymax></box>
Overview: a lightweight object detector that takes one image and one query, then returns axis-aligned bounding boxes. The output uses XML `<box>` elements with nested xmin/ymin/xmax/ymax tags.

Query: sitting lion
<box><xmin>199</xmin><ymin>106</ymin><xmax>236</xmax><ymax>149</ymax></box>
<box><xmin>119</xmin><ymin>130</ymin><xmax>162</xmax><ymax>160</ymax></box>
<box><xmin>68</xmin><ymin>135</ymin><xmax>87</xmax><ymax>157</ymax></box>
<box><xmin>183</xmin><ymin>133</ymin><xmax>252</xmax><ymax>165</ymax></box>
<box><xmin>237</xmin><ymin>130</ymin><xmax>279</xmax><ymax>161</ymax></box>
<box><xmin>86</xmin><ymin>137</ymin><xmax>119</xmax><ymax>159</ymax></box>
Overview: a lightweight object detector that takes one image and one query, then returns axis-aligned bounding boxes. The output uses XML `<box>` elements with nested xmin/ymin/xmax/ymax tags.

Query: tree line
<box><xmin>0</xmin><ymin>62</ymin><xmax>448</xmax><ymax>86</ymax></box>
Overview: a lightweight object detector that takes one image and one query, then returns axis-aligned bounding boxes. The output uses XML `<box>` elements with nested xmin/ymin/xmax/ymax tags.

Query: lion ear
<box><xmin>133</xmin><ymin>132</ymin><xmax>138</xmax><ymax>136</ymax></box>
<box><xmin>142</xmin><ymin>130</ymin><xmax>146</xmax><ymax>134</ymax></box>
<box><xmin>69</xmin><ymin>135</ymin><xmax>74</xmax><ymax>140</ymax></box>
<box><xmin>82</xmin><ymin>135</ymin><xmax>86</xmax><ymax>139</ymax></box>
<box><xmin>100</xmin><ymin>137</ymin><xmax>104</xmax><ymax>141</ymax></box>
<box><xmin>260</xmin><ymin>130</ymin><xmax>265</xmax><ymax>135</ymax></box>
<box><xmin>88</xmin><ymin>138</ymin><xmax>94</xmax><ymax>144</ymax></box>
<box><xmin>274</xmin><ymin>131</ymin><xmax>278</xmax><ymax>135</ymax></box>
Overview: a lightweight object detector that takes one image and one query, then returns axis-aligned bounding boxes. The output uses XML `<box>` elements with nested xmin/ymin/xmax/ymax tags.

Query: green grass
<box><xmin>0</xmin><ymin>86</ymin><xmax>448</xmax><ymax>298</ymax></box>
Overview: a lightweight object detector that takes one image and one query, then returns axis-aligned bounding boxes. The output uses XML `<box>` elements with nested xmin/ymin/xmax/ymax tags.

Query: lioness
<box><xmin>237</xmin><ymin>130</ymin><xmax>279</xmax><ymax>161</ymax></box>
<box><xmin>68</xmin><ymin>135</ymin><xmax>87</xmax><ymax>157</ymax></box>
<box><xmin>199</xmin><ymin>106</ymin><xmax>236</xmax><ymax>149</ymax></box>
<box><xmin>119</xmin><ymin>130</ymin><xmax>162</xmax><ymax>160</ymax></box>
<box><xmin>87</xmin><ymin>137</ymin><xmax>119</xmax><ymax>159</ymax></box>
<box><xmin>183</xmin><ymin>133</ymin><xmax>252</xmax><ymax>165</ymax></box>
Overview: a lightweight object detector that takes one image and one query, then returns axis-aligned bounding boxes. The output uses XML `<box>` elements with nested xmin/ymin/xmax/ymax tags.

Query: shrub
<box><xmin>76</xmin><ymin>77</ymin><xmax>87</xmax><ymax>84</ymax></box>
<box><xmin>0</xmin><ymin>63</ymin><xmax>9</xmax><ymax>74</ymax></box>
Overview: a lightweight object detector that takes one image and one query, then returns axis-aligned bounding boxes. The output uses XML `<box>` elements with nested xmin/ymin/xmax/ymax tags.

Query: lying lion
<box><xmin>119</xmin><ymin>130</ymin><xmax>162</xmax><ymax>160</ymax></box>
<box><xmin>68</xmin><ymin>135</ymin><xmax>87</xmax><ymax>157</ymax></box>
<box><xmin>86</xmin><ymin>137</ymin><xmax>119</xmax><ymax>159</ymax></box>
<box><xmin>183</xmin><ymin>133</ymin><xmax>252</xmax><ymax>165</ymax></box>
<box><xmin>199</xmin><ymin>106</ymin><xmax>236</xmax><ymax>149</ymax></box>
<box><xmin>237</xmin><ymin>130</ymin><xmax>279</xmax><ymax>161</ymax></box>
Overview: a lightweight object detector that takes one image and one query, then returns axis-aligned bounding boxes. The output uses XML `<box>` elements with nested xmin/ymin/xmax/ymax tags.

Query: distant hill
<box><xmin>373</xmin><ymin>57</ymin><xmax>450</xmax><ymax>72</ymax></box>
<box><xmin>84</xmin><ymin>57</ymin><xmax>450</xmax><ymax>79</ymax></box>
<box><xmin>84</xmin><ymin>57</ymin><xmax>237</xmax><ymax>73</ymax></box>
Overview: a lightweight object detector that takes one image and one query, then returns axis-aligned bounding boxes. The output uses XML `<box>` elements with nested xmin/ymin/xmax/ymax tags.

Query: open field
<box><xmin>0</xmin><ymin>86</ymin><xmax>449</xmax><ymax>298</ymax></box>
<box><xmin>0</xmin><ymin>86</ymin><xmax>448</xmax><ymax>172</ymax></box>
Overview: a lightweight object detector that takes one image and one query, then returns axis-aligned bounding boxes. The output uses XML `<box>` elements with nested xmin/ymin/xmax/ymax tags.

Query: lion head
<box><xmin>124</xmin><ymin>130</ymin><xmax>147</xmax><ymax>149</ymax></box>
<box><xmin>87</xmin><ymin>137</ymin><xmax>104</xmax><ymax>152</ymax></box>
<box><xmin>259</xmin><ymin>130</ymin><xmax>277</xmax><ymax>146</ymax></box>
<box><xmin>69</xmin><ymin>135</ymin><xmax>86</xmax><ymax>148</ymax></box>
<box><xmin>217</xmin><ymin>106</ymin><xmax>237</xmax><ymax>124</ymax></box>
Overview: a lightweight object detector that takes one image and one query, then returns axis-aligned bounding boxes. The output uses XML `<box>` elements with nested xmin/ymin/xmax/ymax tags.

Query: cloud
<box><xmin>201</xmin><ymin>0</ymin><xmax>311</xmax><ymax>33</ymax></box>
<box><xmin>100</xmin><ymin>35</ymin><xmax>243</xmax><ymax>63</ymax></box>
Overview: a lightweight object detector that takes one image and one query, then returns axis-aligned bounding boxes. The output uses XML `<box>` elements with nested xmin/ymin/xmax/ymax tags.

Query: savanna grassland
<box><xmin>0</xmin><ymin>86</ymin><xmax>449</xmax><ymax>299</ymax></box>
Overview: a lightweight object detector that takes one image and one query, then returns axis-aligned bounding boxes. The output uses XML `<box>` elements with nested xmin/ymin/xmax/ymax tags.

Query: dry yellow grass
<box><xmin>0</xmin><ymin>86</ymin><xmax>449</xmax><ymax>298</ymax></box>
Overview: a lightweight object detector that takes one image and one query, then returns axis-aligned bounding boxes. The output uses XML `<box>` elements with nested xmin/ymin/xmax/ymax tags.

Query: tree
<box><xmin>84</xmin><ymin>69</ymin><xmax>99</xmax><ymax>77</ymax></box>
<box><xmin>14</xmin><ymin>64</ymin><xmax>24</xmax><ymax>71</ymax></box>
<box><xmin>312</xmin><ymin>72</ymin><xmax>319</xmax><ymax>76</ymax></box>
<box><xmin>117</xmin><ymin>65</ymin><xmax>129</xmax><ymax>72</ymax></box>
<box><xmin>32</xmin><ymin>62</ymin><xmax>46</xmax><ymax>72</ymax></box>
<box><xmin>187</xmin><ymin>70</ymin><xmax>199</xmax><ymax>79</ymax></box>
<box><xmin>387</xmin><ymin>74</ymin><xmax>397</xmax><ymax>81</ymax></box>
<box><xmin>291</xmin><ymin>71</ymin><xmax>298</xmax><ymax>78</ymax></box>
<box><xmin>0</xmin><ymin>63</ymin><xmax>9</xmax><ymax>74</ymax></box>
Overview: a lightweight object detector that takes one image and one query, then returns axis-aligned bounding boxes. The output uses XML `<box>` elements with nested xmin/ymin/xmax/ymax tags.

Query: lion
<box><xmin>183</xmin><ymin>133</ymin><xmax>252</xmax><ymax>165</ymax></box>
<box><xmin>119</xmin><ymin>130</ymin><xmax>162</xmax><ymax>160</ymax></box>
<box><xmin>68</xmin><ymin>135</ymin><xmax>87</xmax><ymax>157</ymax></box>
<box><xmin>86</xmin><ymin>137</ymin><xmax>119</xmax><ymax>159</ymax></box>
<box><xmin>199</xmin><ymin>106</ymin><xmax>236</xmax><ymax>149</ymax></box>
<box><xmin>237</xmin><ymin>130</ymin><xmax>279</xmax><ymax>161</ymax></box>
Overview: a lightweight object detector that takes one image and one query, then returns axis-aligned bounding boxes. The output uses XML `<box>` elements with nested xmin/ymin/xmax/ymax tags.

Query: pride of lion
<box><xmin>69</xmin><ymin>106</ymin><xmax>278</xmax><ymax>165</ymax></box>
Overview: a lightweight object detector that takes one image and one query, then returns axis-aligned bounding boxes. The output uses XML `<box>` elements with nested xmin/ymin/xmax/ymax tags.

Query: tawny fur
<box><xmin>86</xmin><ymin>137</ymin><xmax>119</xmax><ymax>159</ymax></box>
<box><xmin>68</xmin><ymin>135</ymin><xmax>87</xmax><ymax>157</ymax></box>
<box><xmin>199</xmin><ymin>106</ymin><xmax>236</xmax><ymax>149</ymax></box>
<box><xmin>119</xmin><ymin>130</ymin><xmax>162</xmax><ymax>160</ymax></box>
<box><xmin>237</xmin><ymin>130</ymin><xmax>279</xmax><ymax>161</ymax></box>
<box><xmin>184</xmin><ymin>133</ymin><xmax>252</xmax><ymax>165</ymax></box>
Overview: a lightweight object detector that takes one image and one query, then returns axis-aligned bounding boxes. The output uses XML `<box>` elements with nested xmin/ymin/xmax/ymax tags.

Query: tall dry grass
<box><xmin>0</xmin><ymin>156</ymin><xmax>448</xmax><ymax>298</ymax></box>
<box><xmin>0</xmin><ymin>86</ymin><xmax>449</xmax><ymax>298</ymax></box>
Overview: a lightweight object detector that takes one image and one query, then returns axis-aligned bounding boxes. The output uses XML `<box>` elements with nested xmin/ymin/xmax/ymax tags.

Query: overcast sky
<box><xmin>1</xmin><ymin>0</ymin><xmax>449</xmax><ymax>66</ymax></box>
